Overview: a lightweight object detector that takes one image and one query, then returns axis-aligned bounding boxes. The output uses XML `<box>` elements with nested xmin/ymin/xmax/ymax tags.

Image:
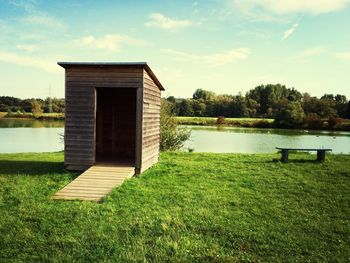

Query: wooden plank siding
<box><xmin>64</xmin><ymin>66</ymin><xmax>143</xmax><ymax>171</ymax></box>
<box><xmin>64</xmin><ymin>86</ymin><xmax>95</xmax><ymax>170</ymax></box>
<box><xmin>141</xmin><ymin>69</ymin><xmax>161</xmax><ymax>172</ymax></box>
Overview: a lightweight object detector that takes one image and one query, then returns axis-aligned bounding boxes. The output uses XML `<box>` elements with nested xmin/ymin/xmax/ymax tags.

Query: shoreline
<box><xmin>175</xmin><ymin>116</ymin><xmax>350</xmax><ymax>132</ymax></box>
<box><xmin>1</xmin><ymin>113</ymin><xmax>349</xmax><ymax>132</ymax></box>
<box><xmin>0</xmin><ymin>112</ymin><xmax>64</xmax><ymax>121</ymax></box>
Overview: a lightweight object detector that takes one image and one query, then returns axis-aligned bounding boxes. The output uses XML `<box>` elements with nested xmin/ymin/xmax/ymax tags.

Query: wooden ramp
<box><xmin>53</xmin><ymin>163</ymin><xmax>135</xmax><ymax>201</ymax></box>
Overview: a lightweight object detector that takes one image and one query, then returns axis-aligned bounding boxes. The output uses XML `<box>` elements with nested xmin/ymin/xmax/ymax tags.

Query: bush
<box><xmin>252</xmin><ymin>120</ymin><xmax>271</xmax><ymax>128</ymax></box>
<box><xmin>216</xmin><ymin>116</ymin><xmax>226</xmax><ymax>125</ymax></box>
<box><xmin>328</xmin><ymin>115</ymin><xmax>342</xmax><ymax>129</ymax></box>
<box><xmin>160</xmin><ymin>100</ymin><xmax>191</xmax><ymax>151</ymax></box>
<box><xmin>31</xmin><ymin>100</ymin><xmax>43</xmax><ymax>118</ymax></box>
<box><xmin>304</xmin><ymin>113</ymin><xmax>323</xmax><ymax>129</ymax></box>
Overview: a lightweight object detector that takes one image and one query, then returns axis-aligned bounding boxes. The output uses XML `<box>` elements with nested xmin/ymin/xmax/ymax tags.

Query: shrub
<box><xmin>304</xmin><ymin>113</ymin><xmax>323</xmax><ymax>129</ymax></box>
<box><xmin>31</xmin><ymin>100</ymin><xmax>43</xmax><ymax>118</ymax></box>
<box><xmin>216</xmin><ymin>116</ymin><xmax>226</xmax><ymax>125</ymax></box>
<box><xmin>252</xmin><ymin>120</ymin><xmax>271</xmax><ymax>128</ymax></box>
<box><xmin>328</xmin><ymin>115</ymin><xmax>342</xmax><ymax>129</ymax></box>
<box><xmin>160</xmin><ymin>100</ymin><xmax>191</xmax><ymax>151</ymax></box>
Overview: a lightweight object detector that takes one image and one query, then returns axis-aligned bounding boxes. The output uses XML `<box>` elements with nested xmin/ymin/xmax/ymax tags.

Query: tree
<box><xmin>192</xmin><ymin>100</ymin><xmax>206</xmax><ymax>117</ymax></box>
<box><xmin>51</xmin><ymin>98</ymin><xmax>65</xmax><ymax>113</ymax></box>
<box><xmin>346</xmin><ymin>101</ymin><xmax>350</xmax><ymax>119</ymax></box>
<box><xmin>192</xmin><ymin>89</ymin><xmax>215</xmax><ymax>100</ymax></box>
<box><xmin>334</xmin><ymin>94</ymin><xmax>348</xmax><ymax>118</ymax></box>
<box><xmin>321</xmin><ymin>94</ymin><xmax>334</xmax><ymax>100</ymax></box>
<box><xmin>232</xmin><ymin>95</ymin><xmax>249</xmax><ymax>117</ymax></box>
<box><xmin>21</xmin><ymin>99</ymin><xmax>33</xmax><ymax>112</ymax></box>
<box><xmin>31</xmin><ymin>100</ymin><xmax>43</xmax><ymax>118</ymax></box>
<box><xmin>274</xmin><ymin>100</ymin><xmax>305</xmax><ymax>128</ymax></box>
<box><xmin>160</xmin><ymin>99</ymin><xmax>191</xmax><ymax>151</ymax></box>
<box><xmin>0</xmin><ymin>96</ymin><xmax>22</xmax><ymax>112</ymax></box>
<box><xmin>318</xmin><ymin>98</ymin><xmax>337</xmax><ymax>117</ymax></box>
<box><xmin>335</xmin><ymin>94</ymin><xmax>347</xmax><ymax>104</ymax></box>
<box><xmin>178</xmin><ymin>99</ymin><xmax>194</xmax><ymax>116</ymax></box>
<box><xmin>166</xmin><ymin>96</ymin><xmax>176</xmax><ymax>104</ymax></box>
<box><xmin>246</xmin><ymin>98</ymin><xmax>260</xmax><ymax>117</ymax></box>
<box><xmin>246</xmin><ymin>84</ymin><xmax>302</xmax><ymax>115</ymax></box>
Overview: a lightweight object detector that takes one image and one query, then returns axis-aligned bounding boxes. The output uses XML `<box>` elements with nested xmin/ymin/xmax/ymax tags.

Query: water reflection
<box><xmin>0</xmin><ymin>118</ymin><xmax>64</xmax><ymax>128</ymax></box>
<box><xmin>184</xmin><ymin>126</ymin><xmax>350</xmax><ymax>154</ymax></box>
<box><xmin>189</xmin><ymin>125</ymin><xmax>350</xmax><ymax>137</ymax></box>
<box><xmin>0</xmin><ymin>118</ymin><xmax>64</xmax><ymax>153</ymax></box>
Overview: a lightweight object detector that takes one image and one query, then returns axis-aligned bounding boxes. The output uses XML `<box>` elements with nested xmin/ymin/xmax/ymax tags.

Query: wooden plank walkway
<box><xmin>53</xmin><ymin>163</ymin><xmax>135</xmax><ymax>201</ymax></box>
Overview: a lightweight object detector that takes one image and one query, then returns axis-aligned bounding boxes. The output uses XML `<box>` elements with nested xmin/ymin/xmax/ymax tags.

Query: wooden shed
<box><xmin>58</xmin><ymin>62</ymin><xmax>164</xmax><ymax>175</ymax></box>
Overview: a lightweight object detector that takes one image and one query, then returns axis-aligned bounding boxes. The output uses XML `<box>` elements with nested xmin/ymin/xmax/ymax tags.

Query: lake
<box><xmin>0</xmin><ymin>119</ymin><xmax>349</xmax><ymax>154</ymax></box>
<box><xmin>0</xmin><ymin>119</ymin><xmax>64</xmax><ymax>153</ymax></box>
<box><xmin>184</xmin><ymin>126</ymin><xmax>350</xmax><ymax>154</ymax></box>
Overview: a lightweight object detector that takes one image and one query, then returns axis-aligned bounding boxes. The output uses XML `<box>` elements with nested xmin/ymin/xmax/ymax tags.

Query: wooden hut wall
<box><xmin>141</xmin><ymin>69</ymin><xmax>161</xmax><ymax>172</ymax></box>
<box><xmin>64</xmin><ymin>66</ymin><xmax>143</xmax><ymax>170</ymax></box>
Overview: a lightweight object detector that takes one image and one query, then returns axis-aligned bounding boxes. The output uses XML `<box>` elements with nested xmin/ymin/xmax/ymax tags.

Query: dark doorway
<box><xmin>95</xmin><ymin>88</ymin><xmax>136</xmax><ymax>164</ymax></box>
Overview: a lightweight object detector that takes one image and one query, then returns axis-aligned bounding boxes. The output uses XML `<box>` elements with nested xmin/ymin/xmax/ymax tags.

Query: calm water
<box><xmin>183</xmin><ymin>126</ymin><xmax>350</xmax><ymax>154</ymax></box>
<box><xmin>0</xmin><ymin>119</ymin><xmax>350</xmax><ymax>154</ymax></box>
<box><xmin>0</xmin><ymin>119</ymin><xmax>64</xmax><ymax>153</ymax></box>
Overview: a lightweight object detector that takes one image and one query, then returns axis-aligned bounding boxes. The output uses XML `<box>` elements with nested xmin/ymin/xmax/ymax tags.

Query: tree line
<box><xmin>166</xmin><ymin>84</ymin><xmax>350</xmax><ymax>128</ymax></box>
<box><xmin>0</xmin><ymin>96</ymin><xmax>65</xmax><ymax>114</ymax></box>
<box><xmin>1</xmin><ymin>83</ymin><xmax>350</xmax><ymax>128</ymax></box>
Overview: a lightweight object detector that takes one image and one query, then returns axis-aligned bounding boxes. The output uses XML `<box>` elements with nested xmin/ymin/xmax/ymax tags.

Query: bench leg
<box><xmin>317</xmin><ymin>150</ymin><xmax>326</xmax><ymax>161</ymax></box>
<box><xmin>281</xmin><ymin>150</ymin><xmax>289</xmax><ymax>163</ymax></box>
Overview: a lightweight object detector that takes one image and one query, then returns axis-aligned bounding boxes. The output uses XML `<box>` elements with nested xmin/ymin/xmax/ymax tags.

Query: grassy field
<box><xmin>175</xmin><ymin>116</ymin><xmax>274</xmax><ymax>128</ymax></box>
<box><xmin>0</xmin><ymin>152</ymin><xmax>349</xmax><ymax>262</ymax></box>
<box><xmin>0</xmin><ymin>112</ymin><xmax>64</xmax><ymax>120</ymax></box>
<box><xmin>176</xmin><ymin>116</ymin><xmax>350</xmax><ymax>131</ymax></box>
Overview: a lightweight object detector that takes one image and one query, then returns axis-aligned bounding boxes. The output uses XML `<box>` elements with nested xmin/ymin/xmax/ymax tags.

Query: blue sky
<box><xmin>0</xmin><ymin>0</ymin><xmax>350</xmax><ymax>99</ymax></box>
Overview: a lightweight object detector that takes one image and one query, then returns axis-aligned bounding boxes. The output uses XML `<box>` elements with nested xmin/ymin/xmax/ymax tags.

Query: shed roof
<box><xmin>57</xmin><ymin>62</ymin><xmax>164</xmax><ymax>91</ymax></box>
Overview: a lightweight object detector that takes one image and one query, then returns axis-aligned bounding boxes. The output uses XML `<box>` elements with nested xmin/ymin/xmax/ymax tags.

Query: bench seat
<box><xmin>276</xmin><ymin>147</ymin><xmax>332</xmax><ymax>162</ymax></box>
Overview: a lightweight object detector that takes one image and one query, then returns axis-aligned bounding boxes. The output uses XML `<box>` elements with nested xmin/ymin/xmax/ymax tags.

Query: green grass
<box><xmin>0</xmin><ymin>152</ymin><xmax>349</xmax><ymax>262</ymax></box>
<box><xmin>1</xmin><ymin>112</ymin><xmax>64</xmax><ymax>120</ymax></box>
<box><xmin>175</xmin><ymin>116</ymin><xmax>350</xmax><ymax>131</ymax></box>
<box><xmin>175</xmin><ymin>116</ymin><xmax>274</xmax><ymax>128</ymax></box>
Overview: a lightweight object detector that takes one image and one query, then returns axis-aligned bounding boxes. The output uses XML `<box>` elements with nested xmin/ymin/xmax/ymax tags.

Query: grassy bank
<box><xmin>1</xmin><ymin>152</ymin><xmax>349</xmax><ymax>262</ymax></box>
<box><xmin>175</xmin><ymin>116</ymin><xmax>350</xmax><ymax>131</ymax></box>
<box><xmin>0</xmin><ymin>112</ymin><xmax>64</xmax><ymax>120</ymax></box>
<box><xmin>175</xmin><ymin>116</ymin><xmax>274</xmax><ymax>128</ymax></box>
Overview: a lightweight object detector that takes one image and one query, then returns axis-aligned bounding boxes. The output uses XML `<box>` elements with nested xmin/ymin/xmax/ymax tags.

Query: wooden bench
<box><xmin>276</xmin><ymin>147</ymin><xmax>332</xmax><ymax>163</ymax></box>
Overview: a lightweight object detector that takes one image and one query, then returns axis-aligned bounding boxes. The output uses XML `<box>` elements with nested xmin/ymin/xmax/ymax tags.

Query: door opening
<box><xmin>95</xmin><ymin>88</ymin><xmax>136</xmax><ymax>165</ymax></box>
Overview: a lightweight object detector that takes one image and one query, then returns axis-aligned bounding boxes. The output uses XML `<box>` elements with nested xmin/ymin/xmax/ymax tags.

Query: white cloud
<box><xmin>21</xmin><ymin>15</ymin><xmax>65</xmax><ymax>30</ymax></box>
<box><xmin>161</xmin><ymin>48</ymin><xmax>250</xmax><ymax>66</ymax></box>
<box><xmin>75</xmin><ymin>34</ymin><xmax>148</xmax><ymax>52</ymax></box>
<box><xmin>9</xmin><ymin>0</ymin><xmax>66</xmax><ymax>30</ymax></box>
<box><xmin>334</xmin><ymin>52</ymin><xmax>350</xmax><ymax>60</ymax></box>
<box><xmin>145</xmin><ymin>13</ymin><xmax>193</xmax><ymax>30</ymax></box>
<box><xmin>293</xmin><ymin>46</ymin><xmax>327</xmax><ymax>59</ymax></box>
<box><xmin>282</xmin><ymin>23</ymin><xmax>298</xmax><ymax>40</ymax></box>
<box><xmin>16</xmin><ymin>44</ymin><xmax>38</xmax><ymax>52</ymax></box>
<box><xmin>0</xmin><ymin>51</ymin><xmax>58</xmax><ymax>73</ymax></box>
<box><xmin>8</xmin><ymin>0</ymin><xmax>37</xmax><ymax>13</ymax></box>
<box><xmin>232</xmin><ymin>0</ymin><xmax>350</xmax><ymax>15</ymax></box>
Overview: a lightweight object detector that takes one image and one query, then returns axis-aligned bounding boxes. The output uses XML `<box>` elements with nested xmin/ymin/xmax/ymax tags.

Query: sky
<box><xmin>0</xmin><ymin>0</ymin><xmax>350</xmax><ymax>99</ymax></box>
